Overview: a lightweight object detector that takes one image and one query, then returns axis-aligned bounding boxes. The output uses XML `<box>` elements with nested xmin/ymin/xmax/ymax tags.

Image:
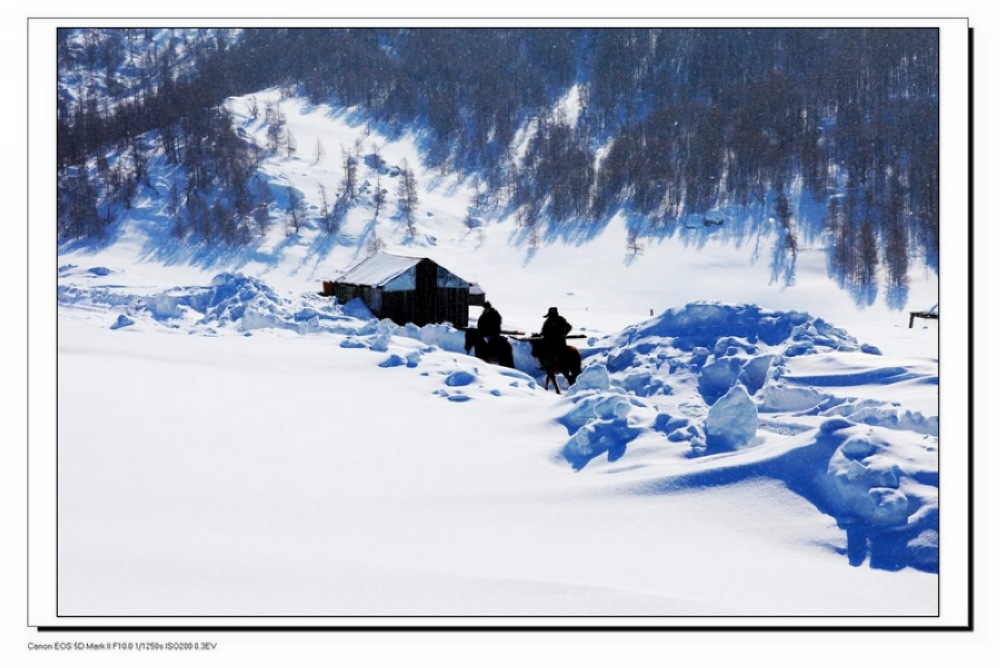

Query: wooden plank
<box><xmin>909</xmin><ymin>311</ymin><xmax>939</xmax><ymax>328</ymax></box>
<box><xmin>512</xmin><ymin>334</ymin><xmax>586</xmax><ymax>342</ymax></box>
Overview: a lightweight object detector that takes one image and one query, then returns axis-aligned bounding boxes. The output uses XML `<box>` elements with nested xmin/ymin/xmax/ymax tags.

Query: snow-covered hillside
<box><xmin>56</xmin><ymin>87</ymin><xmax>940</xmax><ymax>617</ymax></box>
<box><xmin>64</xmin><ymin>87</ymin><xmax>940</xmax><ymax>341</ymax></box>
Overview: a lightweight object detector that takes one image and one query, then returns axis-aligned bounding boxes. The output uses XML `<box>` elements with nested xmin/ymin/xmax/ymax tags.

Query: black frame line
<box><xmin>31</xmin><ymin>17</ymin><xmax>972</xmax><ymax>633</ymax></box>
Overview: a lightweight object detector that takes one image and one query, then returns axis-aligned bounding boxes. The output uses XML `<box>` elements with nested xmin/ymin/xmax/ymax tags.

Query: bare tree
<box><xmin>318</xmin><ymin>183</ymin><xmax>334</xmax><ymax>232</ymax></box>
<box><xmin>341</xmin><ymin>146</ymin><xmax>358</xmax><ymax>200</ymax></box>
<box><xmin>286</xmin><ymin>186</ymin><xmax>305</xmax><ymax>235</ymax></box>
<box><xmin>396</xmin><ymin>159</ymin><xmax>419</xmax><ymax>237</ymax></box>
<box><xmin>265</xmin><ymin>102</ymin><xmax>286</xmax><ymax>153</ymax></box>
<box><xmin>774</xmin><ymin>190</ymin><xmax>798</xmax><ymax>257</ymax></box>
<box><xmin>169</xmin><ymin>179</ymin><xmax>186</xmax><ymax>239</ymax></box>
<box><xmin>366</xmin><ymin>230</ymin><xmax>386</xmax><ymax>255</ymax></box>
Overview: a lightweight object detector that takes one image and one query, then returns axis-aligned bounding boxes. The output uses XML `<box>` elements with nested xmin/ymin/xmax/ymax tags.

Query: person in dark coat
<box><xmin>541</xmin><ymin>306</ymin><xmax>572</xmax><ymax>350</ymax></box>
<box><xmin>478</xmin><ymin>301</ymin><xmax>502</xmax><ymax>338</ymax></box>
<box><xmin>476</xmin><ymin>301</ymin><xmax>511</xmax><ymax>365</ymax></box>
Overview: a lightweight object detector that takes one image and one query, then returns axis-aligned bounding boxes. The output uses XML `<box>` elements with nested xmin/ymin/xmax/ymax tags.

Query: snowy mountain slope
<box><xmin>55</xmin><ymin>85</ymin><xmax>940</xmax><ymax>617</ymax></box>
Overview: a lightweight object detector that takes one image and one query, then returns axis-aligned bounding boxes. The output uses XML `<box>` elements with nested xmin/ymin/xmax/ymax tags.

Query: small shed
<box><xmin>322</xmin><ymin>253</ymin><xmax>471</xmax><ymax>328</ymax></box>
<box><xmin>468</xmin><ymin>282</ymin><xmax>487</xmax><ymax>307</ymax></box>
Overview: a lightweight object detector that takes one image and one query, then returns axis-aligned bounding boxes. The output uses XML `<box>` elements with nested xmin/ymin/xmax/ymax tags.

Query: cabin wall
<box><xmin>379</xmin><ymin>288</ymin><xmax>468</xmax><ymax>328</ymax></box>
<box><xmin>437</xmin><ymin>287</ymin><xmax>469</xmax><ymax>328</ymax></box>
<box><xmin>381</xmin><ymin>291</ymin><xmax>417</xmax><ymax>325</ymax></box>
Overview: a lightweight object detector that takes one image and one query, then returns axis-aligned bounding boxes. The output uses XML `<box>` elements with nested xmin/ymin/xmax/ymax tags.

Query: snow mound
<box><xmin>341</xmin><ymin>297</ymin><xmax>374</xmax><ymax>320</ymax></box>
<box><xmin>559</xmin><ymin>364</ymin><xmax>642</xmax><ymax>469</ymax></box>
<box><xmin>379</xmin><ymin>354</ymin><xmax>407</xmax><ymax>368</ymax></box>
<box><xmin>626</xmin><ymin>301</ymin><xmax>863</xmax><ymax>352</ymax></box>
<box><xmin>445</xmin><ymin>370</ymin><xmax>478</xmax><ymax>387</ymax></box>
<box><xmin>581</xmin><ymin>301</ymin><xmax>935</xmax><ymax>453</ymax></box>
<box><xmin>808</xmin><ymin>422</ymin><xmax>939</xmax><ymax>571</ymax></box>
<box><xmin>109</xmin><ymin>314</ymin><xmax>135</xmax><ymax>330</ymax></box>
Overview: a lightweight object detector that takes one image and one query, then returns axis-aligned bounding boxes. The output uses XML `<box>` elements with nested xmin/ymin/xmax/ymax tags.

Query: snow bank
<box><xmin>57</xmin><ymin>271</ymin><xmax>476</xmax><ymax>348</ymax></box>
<box><xmin>59</xmin><ymin>272</ymin><xmax>371</xmax><ymax>336</ymax></box>
<box><xmin>624</xmin><ymin>301</ymin><xmax>862</xmax><ymax>353</ymax></box>
<box><xmin>582</xmin><ymin>301</ymin><xmax>932</xmax><ymax>453</ymax></box>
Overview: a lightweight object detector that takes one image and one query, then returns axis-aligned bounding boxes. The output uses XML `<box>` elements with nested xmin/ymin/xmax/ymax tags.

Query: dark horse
<box><xmin>527</xmin><ymin>337</ymin><xmax>581</xmax><ymax>394</ymax></box>
<box><xmin>463</xmin><ymin>328</ymin><xmax>515</xmax><ymax>368</ymax></box>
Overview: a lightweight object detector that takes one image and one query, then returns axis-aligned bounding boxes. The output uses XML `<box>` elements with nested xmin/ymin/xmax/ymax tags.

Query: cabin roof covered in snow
<box><xmin>335</xmin><ymin>253</ymin><xmax>425</xmax><ymax>287</ymax></box>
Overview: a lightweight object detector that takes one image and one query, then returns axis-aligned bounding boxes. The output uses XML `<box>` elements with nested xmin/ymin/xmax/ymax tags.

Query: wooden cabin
<box><xmin>322</xmin><ymin>253</ymin><xmax>471</xmax><ymax>328</ymax></box>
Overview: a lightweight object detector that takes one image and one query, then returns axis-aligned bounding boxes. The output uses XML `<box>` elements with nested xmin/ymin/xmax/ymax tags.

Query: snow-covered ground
<box><xmin>57</xmin><ymin>278</ymin><xmax>939</xmax><ymax>616</ymax></box>
<box><xmin>51</xmin><ymin>88</ymin><xmax>943</xmax><ymax>619</ymax></box>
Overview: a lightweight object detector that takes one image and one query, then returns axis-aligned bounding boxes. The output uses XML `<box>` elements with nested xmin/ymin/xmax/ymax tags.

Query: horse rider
<box><xmin>541</xmin><ymin>306</ymin><xmax>572</xmax><ymax>352</ymax></box>
<box><xmin>479</xmin><ymin>301</ymin><xmax>502</xmax><ymax>338</ymax></box>
<box><xmin>477</xmin><ymin>301</ymin><xmax>505</xmax><ymax>361</ymax></box>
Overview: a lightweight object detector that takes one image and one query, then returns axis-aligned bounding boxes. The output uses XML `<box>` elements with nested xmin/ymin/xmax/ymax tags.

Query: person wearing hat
<box><xmin>541</xmin><ymin>306</ymin><xmax>572</xmax><ymax>350</ymax></box>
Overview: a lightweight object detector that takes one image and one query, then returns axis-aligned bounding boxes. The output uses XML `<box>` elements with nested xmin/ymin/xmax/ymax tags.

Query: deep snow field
<box><xmin>54</xmin><ymin>89</ymin><xmax>941</xmax><ymax>619</ymax></box>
